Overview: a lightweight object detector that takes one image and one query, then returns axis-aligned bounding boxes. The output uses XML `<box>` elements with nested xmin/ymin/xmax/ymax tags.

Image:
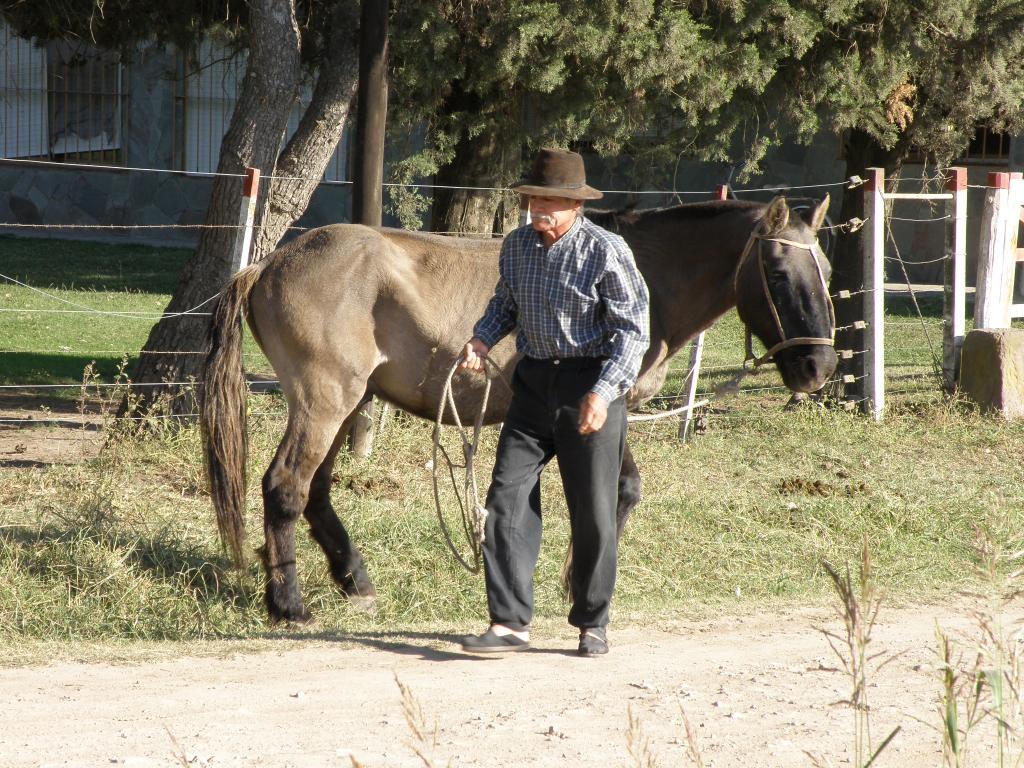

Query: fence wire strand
<box><xmin>0</xmin><ymin>169</ymin><xmax>976</xmax><ymax>435</ymax></box>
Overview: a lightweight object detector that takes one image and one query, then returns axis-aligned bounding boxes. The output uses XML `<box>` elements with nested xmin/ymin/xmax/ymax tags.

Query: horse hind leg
<box><xmin>261</xmin><ymin>402</ymin><xmax>353</xmax><ymax>624</ymax></box>
<box><xmin>615</xmin><ymin>442</ymin><xmax>642</xmax><ymax>540</ymax></box>
<box><xmin>302</xmin><ymin>399</ymin><xmax>377</xmax><ymax>612</ymax></box>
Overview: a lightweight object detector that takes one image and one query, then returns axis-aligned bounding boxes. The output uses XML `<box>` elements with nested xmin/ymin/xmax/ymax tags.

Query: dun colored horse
<box><xmin>201</xmin><ymin>196</ymin><xmax>837</xmax><ymax>622</ymax></box>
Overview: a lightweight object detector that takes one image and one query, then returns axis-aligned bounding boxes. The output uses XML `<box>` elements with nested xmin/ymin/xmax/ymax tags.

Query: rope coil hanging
<box><xmin>432</xmin><ymin>356</ymin><xmax>505</xmax><ymax>573</ymax></box>
<box><xmin>431</xmin><ymin>352</ymin><xmax>711</xmax><ymax>573</ymax></box>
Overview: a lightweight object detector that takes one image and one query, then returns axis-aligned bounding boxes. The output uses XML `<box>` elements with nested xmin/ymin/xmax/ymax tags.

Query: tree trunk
<box><xmin>126</xmin><ymin>0</ymin><xmax>362</xmax><ymax>422</ymax></box>
<box><xmin>429</xmin><ymin>90</ymin><xmax>520</xmax><ymax>236</ymax></box>
<box><xmin>831</xmin><ymin>129</ymin><xmax>901</xmax><ymax>406</ymax></box>
<box><xmin>125</xmin><ymin>0</ymin><xmax>301</xmax><ymax>420</ymax></box>
<box><xmin>251</xmin><ymin>1</ymin><xmax>360</xmax><ymax>260</ymax></box>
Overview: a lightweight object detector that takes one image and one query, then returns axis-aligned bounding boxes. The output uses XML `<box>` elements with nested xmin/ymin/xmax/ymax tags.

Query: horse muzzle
<box><xmin>776</xmin><ymin>344</ymin><xmax>838</xmax><ymax>393</ymax></box>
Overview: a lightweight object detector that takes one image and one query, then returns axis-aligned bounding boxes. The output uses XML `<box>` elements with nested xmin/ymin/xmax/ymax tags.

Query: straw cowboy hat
<box><xmin>511</xmin><ymin>148</ymin><xmax>604</xmax><ymax>200</ymax></box>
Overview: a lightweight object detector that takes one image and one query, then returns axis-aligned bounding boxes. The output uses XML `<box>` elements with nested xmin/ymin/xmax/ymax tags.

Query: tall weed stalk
<box><xmin>938</xmin><ymin>527</ymin><xmax>1024</xmax><ymax>767</ymax></box>
<box><xmin>819</xmin><ymin>537</ymin><xmax>901</xmax><ymax>767</ymax></box>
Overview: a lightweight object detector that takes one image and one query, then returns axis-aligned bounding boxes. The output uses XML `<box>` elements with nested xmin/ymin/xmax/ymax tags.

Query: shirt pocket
<box><xmin>548</xmin><ymin>281</ymin><xmax>598</xmax><ymax>317</ymax></box>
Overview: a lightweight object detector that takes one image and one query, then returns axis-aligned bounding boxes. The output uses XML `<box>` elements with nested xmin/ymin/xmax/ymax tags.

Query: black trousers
<box><xmin>482</xmin><ymin>356</ymin><xmax>627</xmax><ymax>631</ymax></box>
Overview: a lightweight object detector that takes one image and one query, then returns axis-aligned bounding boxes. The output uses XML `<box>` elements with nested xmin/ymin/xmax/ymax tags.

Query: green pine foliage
<box><xmin>388</xmin><ymin>0</ymin><xmax>1024</xmax><ymax>191</ymax></box>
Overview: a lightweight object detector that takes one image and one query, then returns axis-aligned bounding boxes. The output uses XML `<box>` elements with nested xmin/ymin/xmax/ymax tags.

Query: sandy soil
<box><xmin>0</xmin><ymin>395</ymin><xmax>103</xmax><ymax>467</ymax></box>
<box><xmin>0</xmin><ymin>603</ymin><xmax>1013</xmax><ymax>768</ymax></box>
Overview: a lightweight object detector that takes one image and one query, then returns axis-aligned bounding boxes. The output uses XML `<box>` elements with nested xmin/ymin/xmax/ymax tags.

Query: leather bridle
<box><xmin>733</xmin><ymin>226</ymin><xmax>836</xmax><ymax>368</ymax></box>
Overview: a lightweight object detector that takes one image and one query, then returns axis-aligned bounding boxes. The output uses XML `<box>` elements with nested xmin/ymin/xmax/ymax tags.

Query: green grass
<box><xmin>0</xmin><ymin>235</ymin><xmax>191</xmax><ymax>385</ymax></box>
<box><xmin>1</xmin><ymin>235</ymin><xmax>1023</xmax><ymax>654</ymax></box>
<box><xmin>0</xmin><ymin>234</ymin><xmax>269</xmax><ymax>389</ymax></box>
<box><xmin>2</xmin><ymin>392</ymin><xmax>1022</xmax><ymax>652</ymax></box>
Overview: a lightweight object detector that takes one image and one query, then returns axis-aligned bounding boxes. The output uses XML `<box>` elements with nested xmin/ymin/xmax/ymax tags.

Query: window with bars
<box><xmin>175</xmin><ymin>39</ymin><xmax>349</xmax><ymax>181</ymax></box>
<box><xmin>962</xmin><ymin>125</ymin><xmax>1011</xmax><ymax>163</ymax></box>
<box><xmin>0</xmin><ymin>21</ymin><xmax>125</xmax><ymax>163</ymax></box>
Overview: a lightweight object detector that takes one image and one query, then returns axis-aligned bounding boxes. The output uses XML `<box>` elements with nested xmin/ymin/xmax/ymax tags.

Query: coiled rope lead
<box><xmin>432</xmin><ymin>356</ymin><xmax>504</xmax><ymax>573</ymax></box>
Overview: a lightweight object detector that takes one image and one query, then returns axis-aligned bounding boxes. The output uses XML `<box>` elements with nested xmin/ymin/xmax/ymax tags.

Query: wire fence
<box><xmin>0</xmin><ymin>170</ymin><xmax>997</xmax><ymax>440</ymax></box>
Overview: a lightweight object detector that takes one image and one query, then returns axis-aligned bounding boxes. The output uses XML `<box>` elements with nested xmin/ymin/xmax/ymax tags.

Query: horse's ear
<box><xmin>762</xmin><ymin>197</ymin><xmax>790</xmax><ymax>235</ymax></box>
<box><xmin>803</xmin><ymin>193</ymin><xmax>830</xmax><ymax>231</ymax></box>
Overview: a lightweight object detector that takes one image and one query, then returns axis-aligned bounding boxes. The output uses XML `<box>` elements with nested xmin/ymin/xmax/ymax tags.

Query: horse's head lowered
<box><xmin>733</xmin><ymin>195</ymin><xmax>838</xmax><ymax>393</ymax></box>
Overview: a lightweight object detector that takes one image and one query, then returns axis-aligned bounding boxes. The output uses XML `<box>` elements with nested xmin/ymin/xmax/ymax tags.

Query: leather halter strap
<box><xmin>733</xmin><ymin>228</ymin><xmax>836</xmax><ymax>368</ymax></box>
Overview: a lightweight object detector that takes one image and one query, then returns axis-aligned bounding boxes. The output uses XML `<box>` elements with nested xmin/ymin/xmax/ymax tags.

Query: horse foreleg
<box><xmin>303</xmin><ymin>404</ymin><xmax>377</xmax><ymax>611</ymax></box>
<box><xmin>615</xmin><ymin>442</ymin><xmax>642</xmax><ymax>541</ymax></box>
<box><xmin>261</xmin><ymin>409</ymin><xmax>347</xmax><ymax>624</ymax></box>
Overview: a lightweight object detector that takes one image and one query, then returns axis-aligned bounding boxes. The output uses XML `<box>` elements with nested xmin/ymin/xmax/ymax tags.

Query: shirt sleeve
<box><xmin>590</xmin><ymin>242</ymin><xmax>650</xmax><ymax>402</ymax></box>
<box><xmin>472</xmin><ymin>251</ymin><xmax>518</xmax><ymax>349</ymax></box>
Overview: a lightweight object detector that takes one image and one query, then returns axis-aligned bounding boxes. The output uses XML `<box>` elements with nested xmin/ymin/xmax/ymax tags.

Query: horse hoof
<box><xmin>349</xmin><ymin>594</ymin><xmax>378</xmax><ymax>615</ymax></box>
<box><xmin>282</xmin><ymin>615</ymin><xmax>319</xmax><ymax>631</ymax></box>
<box><xmin>784</xmin><ymin>393</ymin><xmax>808</xmax><ymax>411</ymax></box>
<box><xmin>268</xmin><ymin>613</ymin><xmax>315</xmax><ymax>629</ymax></box>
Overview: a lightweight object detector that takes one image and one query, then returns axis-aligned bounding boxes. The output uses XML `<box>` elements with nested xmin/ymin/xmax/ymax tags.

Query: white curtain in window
<box><xmin>0</xmin><ymin>21</ymin><xmax>48</xmax><ymax>158</ymax></box>
<box><xmin>46</xmin><ymin>40</ymin><xmax>122</xmax><ymax>156</ymax></box>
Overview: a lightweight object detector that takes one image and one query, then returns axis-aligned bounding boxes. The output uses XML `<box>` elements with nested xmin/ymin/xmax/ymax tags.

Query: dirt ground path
<box><xmin>1</xmin><ymin>602</ymin><xmax>1012</xmax><ymax>768</ymax></box>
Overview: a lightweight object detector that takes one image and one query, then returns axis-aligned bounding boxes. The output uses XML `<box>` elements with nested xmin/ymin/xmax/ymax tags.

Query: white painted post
<box><xmin>975</xmin><ymin>171</ymin><xmax>1014</xmax><ymax>329</ymax></box>
<box><xmin>233</xmin><ymin>167</ymin><xmax>260</xmax><ymax>272</ymax></box>
<box><xmin>679</xmin><ymin>331</ymin><xmax>705</xmax><ymax>442</ymax></box>
<box><xmin>942</xmin><ymin>167</ymin><xmax>967</xmax><ymax>390</ymax></box>
<box><xmin>1009</xmin><ymin>175</ymin><xmax>1024</xmax><ymax>319</ymax></box>
<box><xmin>863</xmin><ymin>168</ymin><xmax>886</xmax><ymax>421</ymax></box>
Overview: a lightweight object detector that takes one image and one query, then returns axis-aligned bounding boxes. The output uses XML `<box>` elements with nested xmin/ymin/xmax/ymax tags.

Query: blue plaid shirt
<box><xmin>473</xmin><ymin>215</ymin><xmax>650</xmax><ymax>402</ymax></box>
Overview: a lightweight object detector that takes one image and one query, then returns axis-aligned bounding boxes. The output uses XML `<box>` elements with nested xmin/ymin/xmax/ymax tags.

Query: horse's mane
<box><xmin>585</xmin><ymin>199</ymin><xmax>762</xmax><ymax>233</ymax></box>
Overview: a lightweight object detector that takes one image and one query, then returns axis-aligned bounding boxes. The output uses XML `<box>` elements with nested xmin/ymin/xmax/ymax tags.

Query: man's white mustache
<box><xmin>531</xmin><ymin>213</ymin><xmax>556</xmax><ymax>225</ymax></box>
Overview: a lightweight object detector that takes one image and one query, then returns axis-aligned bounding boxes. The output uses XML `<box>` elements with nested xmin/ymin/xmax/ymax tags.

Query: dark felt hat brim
<box><xmin>511</xmin><ymin>182</ymin><xmax>604</xmax><ymax>200</ymax></box>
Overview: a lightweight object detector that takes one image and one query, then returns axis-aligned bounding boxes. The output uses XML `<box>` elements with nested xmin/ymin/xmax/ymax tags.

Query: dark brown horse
<box><xmin>201</xmin><ymin>196</ymin><xmax>837</xmax><ymax>622</ymax></box>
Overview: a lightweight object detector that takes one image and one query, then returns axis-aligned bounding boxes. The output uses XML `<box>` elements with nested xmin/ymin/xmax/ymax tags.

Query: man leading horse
<box><xmin>459</xmin><ymin>148</ymin><xmax>650</xmax><ymax>657</ymax></box>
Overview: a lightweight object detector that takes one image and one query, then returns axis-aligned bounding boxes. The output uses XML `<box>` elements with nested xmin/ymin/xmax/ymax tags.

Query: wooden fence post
<box><xmin>975</xmin><ymin>172</ymin><xmax>1014</xmax><ymax>329</ymax></box>
<box><xmin>233</xmin><ymin>167</ymin><xmax>260</xmax><ymax>272</ymax></box>
<box><xmin>1009</xmin><ymin>174</ymin><xmax>1024</xmax><ymax>319</ymax></box>
<box><xmin>679</xmin><ymin>183</ymin><xmax>728</xmax><ymax>440</ymax></box>
<box><xmin>348</xmin><ymin>0</ymin><xmax>390</xmax><ymax>458</ymax></box>
<box><xmin>862</xmin><ymin>167</ymin><xmax>886</xmax><ymax>421</ymax></box>
<box><xmin>943</xmin><ymin>167</ymin><xmax>967</xmax><ymax>390</ymax></box>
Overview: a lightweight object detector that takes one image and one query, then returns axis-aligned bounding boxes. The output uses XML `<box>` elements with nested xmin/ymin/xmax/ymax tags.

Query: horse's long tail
<box><xmin>201</xmin><ymin>263</ymin><xmax>264</xmax><ymax>568</ymax></box>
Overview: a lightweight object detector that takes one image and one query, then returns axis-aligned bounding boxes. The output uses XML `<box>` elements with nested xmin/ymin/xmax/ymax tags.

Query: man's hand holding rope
<box><xmin>461</xmin><ymin>337</ymin><xmax>607</xmax><ymax>435</ymax></box>
<box><xmin>459</xmin><ymin>337</ymin><xmax>490</xmax><ymax>373</ymax></box>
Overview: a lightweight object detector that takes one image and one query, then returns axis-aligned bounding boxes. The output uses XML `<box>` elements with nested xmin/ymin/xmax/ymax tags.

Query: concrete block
<box><xmin>959</xmin><ymin>328</ymin><xmax>1024</xmax><ymax>419</ymax></box>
